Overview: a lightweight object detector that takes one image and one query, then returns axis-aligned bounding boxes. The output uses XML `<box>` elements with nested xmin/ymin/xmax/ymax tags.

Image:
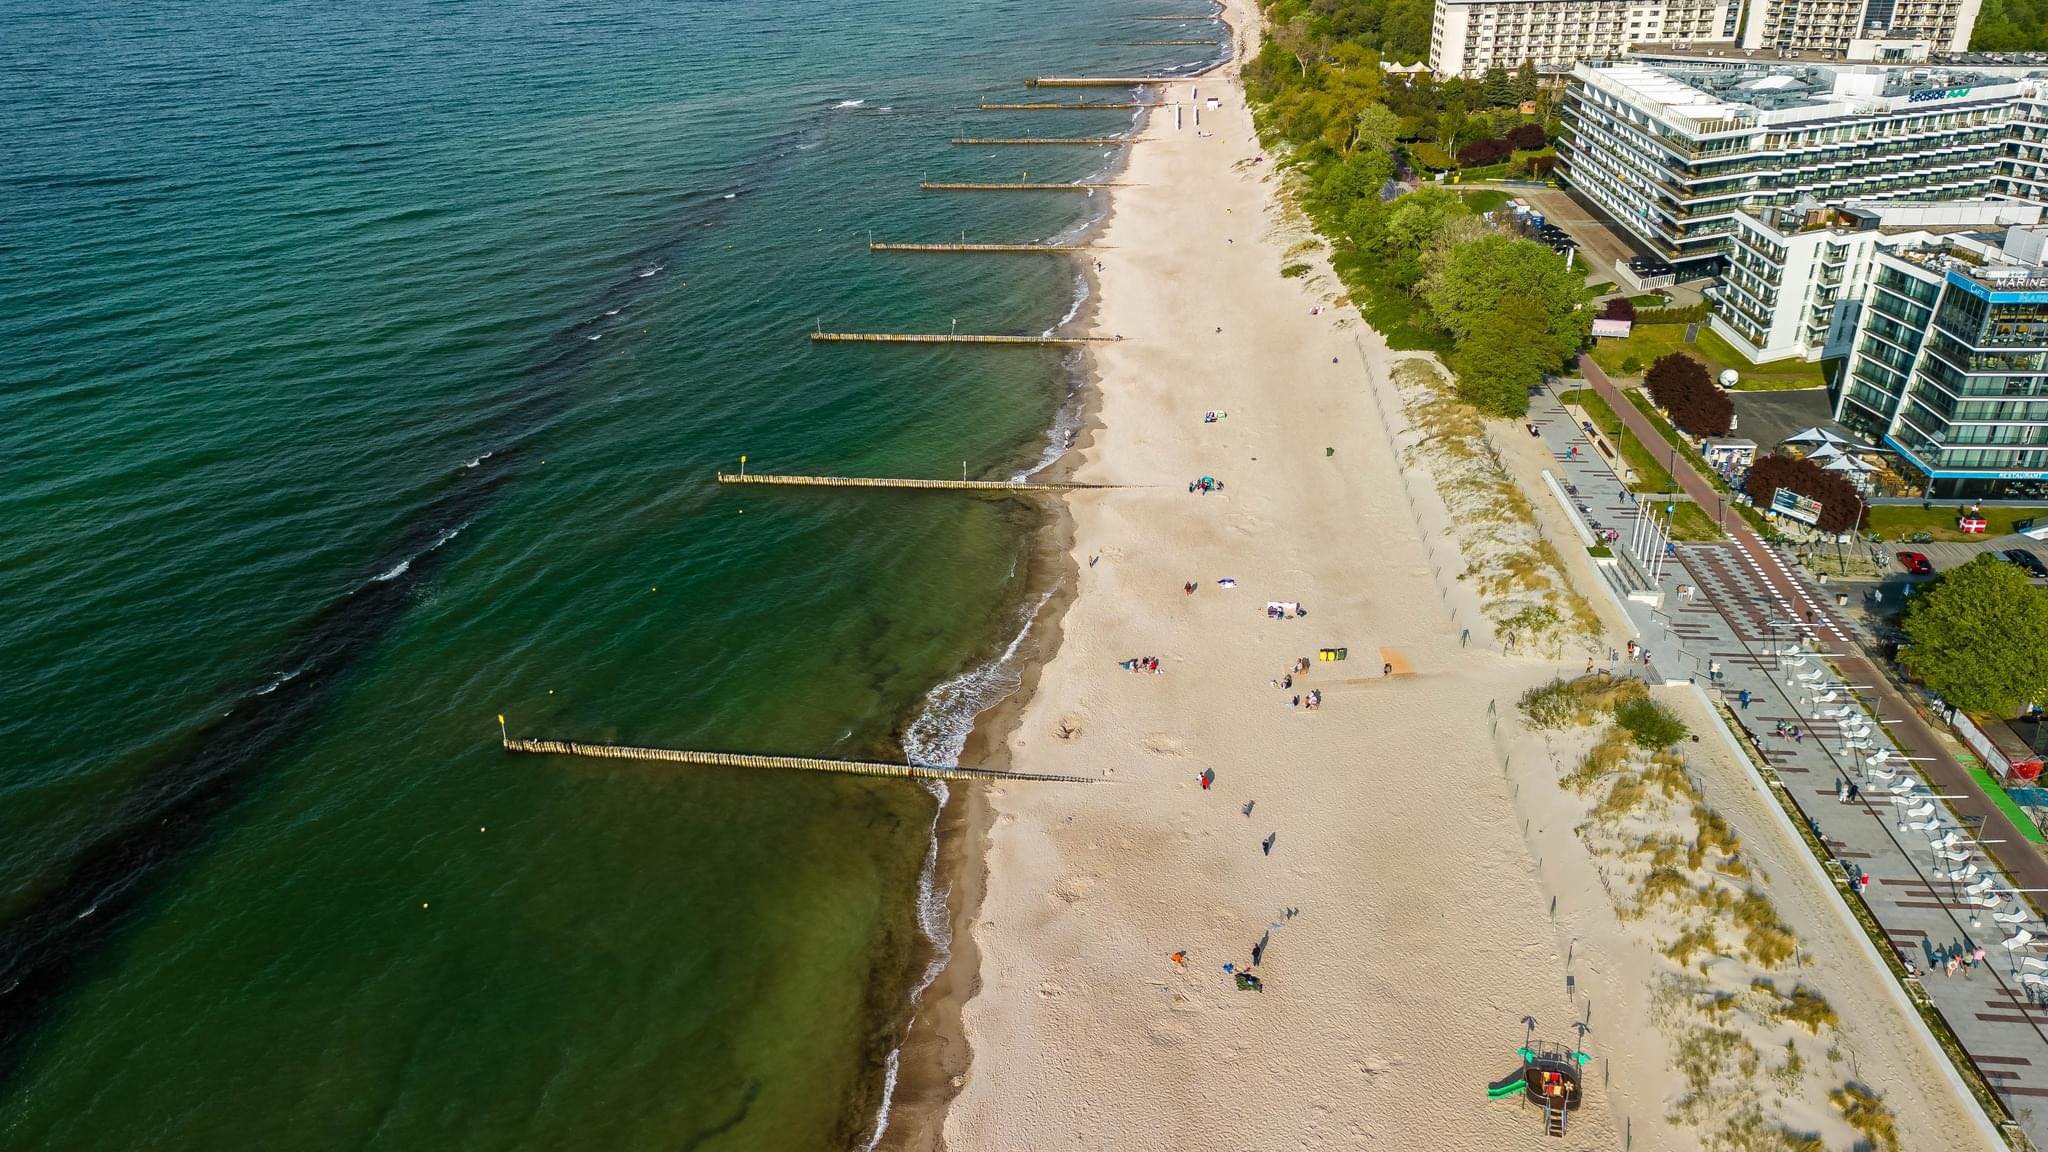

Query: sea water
<box><xmin>0</xmin><ymin>0</ymin><xmax>1222</xmax><ymax>1147</ymax></box>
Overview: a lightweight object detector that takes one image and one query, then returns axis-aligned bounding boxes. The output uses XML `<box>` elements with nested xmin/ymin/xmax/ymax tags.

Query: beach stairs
<box><xmin>1544</xmin><ymin>1096</ymin><xmax>1569</xmax><ymax>1138</ymax></box>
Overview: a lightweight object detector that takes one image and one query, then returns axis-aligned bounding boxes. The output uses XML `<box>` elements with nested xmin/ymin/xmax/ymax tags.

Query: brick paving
<box><xmin>1533</xmin><ymin>365</ymin><xmax>2048</xmax><ymax>1139</ymax></box>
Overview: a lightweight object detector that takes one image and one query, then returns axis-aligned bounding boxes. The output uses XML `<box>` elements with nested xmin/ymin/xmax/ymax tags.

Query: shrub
<box><xmin>1600</xmin><ymin>296</ymin><xmax>1637</xmax><ymax>322</ymax></box>
<box><xmin>1644</xmin><ymin>352</ymin><xmax>1732</xmax><ymax>436</ymax></box>
<box><xmin>1636</xmin><ymin>303</ymin><xmax>1709</xmax><ymax>324</ymax></box>
<box><xmin>1407</xmin><ymin>141</ymin><xmax>1455</xmax><ymax>170</ymax></box>
<box><xmin>1456</xmin><ymin>137</ymin><xmax>1513</xmax><ymax>167</ymax></box>
<box><xmin>1506</xmin><ymin>122</ymin><xmax>1547</xmax><ymax>150</ymax></box>
<box><xmin>1526</xmin><ymin>154</ymin><xmax>1559</xmax><ymax>178</ymax></box>
<box><xmin>1619</xmin><ymin>355</ymin><xmax>1643</xmax><ymax>374</ymax></box>
<box><xmin>1744</xmin><ymin>454</ymin><xmax>1867</xmax><ymax>534</ymax></box>
<box><xmin>1281</xmin><ymin>262</ymin><xmax>1311</xmax><ymax>278</ymax></box>
<box><xmin>1616</xmin><ymin>696</ymin><xmax>1688</xmax><ymax>748</ymax></box>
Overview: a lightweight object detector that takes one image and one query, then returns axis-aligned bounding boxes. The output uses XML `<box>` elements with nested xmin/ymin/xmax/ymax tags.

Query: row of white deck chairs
<box><xmin>1785</xmin><ymin>647</ymin><xmax>2048</xmax><ymax>987</ymax></box>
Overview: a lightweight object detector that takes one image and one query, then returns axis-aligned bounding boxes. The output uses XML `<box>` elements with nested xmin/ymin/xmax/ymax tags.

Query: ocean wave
<box><xmin>868</xmin><ymin>591</ymin><xmax>1055</xmax><ymax>1148</ymax></box>
<box><xmin>832</xmin><ymin>99</ymin><xmax>866</xmax><ymax>109</ymax></box>
<box><xmin>373</xmin><ymin>559</ymin><xmax>410</xmax><ymax>582</ymax></box>
<box><xmin>464</xmin><ymin>451</ymin><xmax>493</xmax><ymax>469</ymax></box>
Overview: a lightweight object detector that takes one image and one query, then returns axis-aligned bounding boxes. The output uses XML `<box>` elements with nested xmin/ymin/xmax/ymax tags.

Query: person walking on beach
<box><xmin>1738</xmin><ymin>688</ymin><xmax>1751</xmax><ymax>710</ymax></box>
<box><xmin>1847</xmin><ymin>782</ymin><xmax>1860</xmax><ymax>802</ymax></box>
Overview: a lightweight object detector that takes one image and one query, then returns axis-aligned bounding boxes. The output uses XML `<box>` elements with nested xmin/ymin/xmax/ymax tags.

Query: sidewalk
<box><xmin>1536</xmin><ymin>369</ymin><xmax>2048</xmax><ymax>1140</ymax></box>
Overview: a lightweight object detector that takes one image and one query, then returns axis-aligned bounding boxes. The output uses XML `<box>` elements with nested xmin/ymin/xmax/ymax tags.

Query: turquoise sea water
<box><xmin>0</xmin><ymin>0</ymin><xmax>1220</xmax><ymax>1147</ymax></box>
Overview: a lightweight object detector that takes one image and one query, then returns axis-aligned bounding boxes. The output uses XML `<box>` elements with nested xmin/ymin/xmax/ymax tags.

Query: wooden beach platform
<box><xmin>920</xmin><ymin>181</ymin><xmax>1130</xmax><ymax>191</ymax></box>
<box><xmin>503</xmin><ymin>737</ymin><xmax>1101</xmax><ymax>784</ymax></box>
<box><xmin>810</xmin><ymin>332</ymin><xmax>1110</xmax><ymax>345</ymax></box>
<box><xmin>717</xmin><ymin>473</ymin><xmax>1114</xmax><ymax>493</ymax></box>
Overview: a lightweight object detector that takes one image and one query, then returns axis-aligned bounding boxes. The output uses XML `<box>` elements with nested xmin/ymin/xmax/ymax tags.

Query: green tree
<box><xmin>1435</xmin><ymin>99</ymin><xmax>1468</xmax><ymax>151</ymax></box>
<box><xmin>1422</xmin><ymin>234</ymin><xmax>1594</xmax><ymax>362</ymax></box>
<box><xmin>1450</xmin><ymin>296</ymin><xmax>1555</xmax><ymax>416</ymax></box>
<box><xmin>1901</xmin><ymin>555</ymin><xmax>2048</xmax><ymax>716</ymax></box>
<box><xmin>1373</xmin><ymin>186</ymin><xmax>1464</xmax><ymax>286</ymax></box>
<box><xmin>1512</xmin><ymin>60</ymin><xmax>1540</xmax><ymax>102</ymax></box>
<box><xmin>1352</xmin><ymin>102</ymin><xmax>1403</xmax><ymax>155</ymax></box>
<box><xmin>1481</xmin><ymin>66</ymin><xmax>1516</xmax><ymax>107</ymax></box>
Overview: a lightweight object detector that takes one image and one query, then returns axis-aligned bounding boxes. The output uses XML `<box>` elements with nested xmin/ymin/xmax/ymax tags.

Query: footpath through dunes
<box><xmin>942</xmin><ymin>16</ymin><xmax>1617</xmax><ymax>1151</ymax></box>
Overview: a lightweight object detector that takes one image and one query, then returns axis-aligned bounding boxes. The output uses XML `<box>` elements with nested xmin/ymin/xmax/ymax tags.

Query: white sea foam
<box><xmin>373</xmin><ymin>559</ymin><xmax>410</xmax><ymax>582</ymax></box>
<box><xmin>833</xmin><ymin>99</ymin><xmax>866</xmax><ymax>109</ymax></box>
<box><xmin>464</xmin><ymin>451</ymin><xmax>493</xmax><ymax>469</ymax></box>
<box><xmin>587</xmin><ymin>333</ymin><xmax>603</xmax><ymax>341</ymax></box>
<box><xmin>605</xmin><ymin>308</ymin><xmax>622</xmax><ymax>316</ymax></box>
<box><xmin>867</xmin><ymin>591</ymin><xmax>1055</xmax><ymax>1149</ymax></box>
<box><xmin>638</xmin><ymin>265</ymin><xmax>661</xmax><ymax>278</ymax></box>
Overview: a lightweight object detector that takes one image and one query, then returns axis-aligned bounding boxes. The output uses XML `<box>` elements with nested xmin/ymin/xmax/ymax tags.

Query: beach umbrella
<box><xmin>1784</xmin><ymin>427</ymin><xmax>1848</xmax><ymax>446</ymax></box>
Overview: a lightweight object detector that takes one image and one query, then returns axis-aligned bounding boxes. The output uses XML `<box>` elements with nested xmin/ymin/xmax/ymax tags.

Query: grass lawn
<box><xmin>1329</xmin><ymin>248</ymin><xmax>1452</xmax><ymax>353</ymax></box>
<box><xmin>1588</xmin><ymin>322</ymin><xmax>1827</xmax><ymax>390</ymax></box>
<box><xmin>1557</xmin><ymin>388</ymin><xmax>1676</xmax><ymax>493</ymax></box>
<box><xmin>1867</xmin><ymin>503</ymin><xmax>2048</xmax><ymax>542</ymax></box>
<box><xmin>1668</xmin><ymin>499</ymin><xmax>1726</xmax><ymax>542</ymax></box>
<box><xmin>1461</xmin><ymin>188</ymin><xmax>1509</xmax><ymax>213</ymax></box>
<box><xmin>1627</xmin><ymin>293</ymin><xmax>1666</xmax><ymax>307</ymax></box>
<box><xmin>1588</xmin><ymin>281</ymin><xmax>1617</xmax><ymax>295</ymax></box>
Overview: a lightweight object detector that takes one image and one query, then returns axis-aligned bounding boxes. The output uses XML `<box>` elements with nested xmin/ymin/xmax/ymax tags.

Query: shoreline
<box><xmin>867</xmin><ymin>86</ymin><xmax>1140</xmax><ymax>1152</ymax></box>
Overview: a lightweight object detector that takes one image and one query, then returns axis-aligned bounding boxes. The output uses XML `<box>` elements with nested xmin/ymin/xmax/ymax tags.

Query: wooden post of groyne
<box><xmin>920</xmin><ymin>181</ymin><xmax>1130</xmax><ymax>191</ymax></box>
<box><xmin>1026</xmin><ymin>77</ymin><xmax>1177</xmax><ymax>87</ymax></box>
<box><xmin>977</xmin><ymin>101</ymin><xmax>1146</xmax><ymax>110</ymax></box>
<box><xmin>716</xmin><ymin>472</ymin><xmax>1115</xmax><ymax>492</ymax></box>
<box><xmin>503</xmin><ymin>736</ymin><xmax>1101</xmax><ymax>784</ymax></box>
<box><xmin>949</xmin><ymin>137</ymin><xmax>1135</xmax><ymax>146</ymax></box>
<box><xmin>868</xmin><ymin>242</ymin><xmax>1097</xmax><ymax>253</ymax></box>
<box><xmin>809</xmin><ymin>332</ymin><xmax>1111</xmax><ymax>346</ymax></box>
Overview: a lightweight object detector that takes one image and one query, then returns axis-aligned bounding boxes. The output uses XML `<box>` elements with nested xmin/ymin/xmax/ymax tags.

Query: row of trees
<box><xmin>1642</xmin><ymin>354</ymin><xmax>1732</xmax><ymax>438</ymax></box>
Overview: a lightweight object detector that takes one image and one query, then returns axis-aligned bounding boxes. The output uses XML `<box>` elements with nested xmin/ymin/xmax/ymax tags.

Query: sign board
<box><xmin>1909</xmin><ymin>86</ymin><xmax>1972</xmax><ymax>102</ymax></box>
<box><xmin>1591</xmin><ymin>318</ymin><xmax>1633</xmax><ymax>338</ymax></box>
<box><xmin>1770</xmin><ymin>488</ymin><xmax>1822</xmax><ymax>526</ymax></box>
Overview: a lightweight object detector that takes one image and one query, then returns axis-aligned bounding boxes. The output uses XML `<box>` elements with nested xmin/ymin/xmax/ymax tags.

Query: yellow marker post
<box><xmin>497</xmin><ymin>713</ymin><xmax>507</xmax><ymax>742</ymax></box>
<box><xmin>740</xmin><ymin>454</ymin><xmax>747</xmax><ymax>478</ymax></box>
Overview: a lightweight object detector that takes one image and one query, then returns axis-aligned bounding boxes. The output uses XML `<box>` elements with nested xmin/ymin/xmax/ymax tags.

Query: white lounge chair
<box><xmin>2017</xmin><ymin>954</ymin><xmax>2046</xmax><ymax>970</ymax></box>
<box><xmin>2020</xmin><ymin>972</ymin><xmax>2048</xmax><ymax>989</ymax></box>
<box><xmin>2004</xmin><ymin>929</ymin><xmax>2034</xmax><ymax>950</ymax></box>
<box><xmin>1980</xmin><ymin>892</ymin><xmax>2007</xmax><ymax>909</ymax></box>
<box><xmin>1968</xmin><ymin>876</ymin><xmax>1997</xmax><ymax>896</ymax></box>
<box><xmin>1930</xmin><ymin>829</ymin><xmax>1960</xmax><ymax>849</ymax></box>
<box><xmin>1810</xmin><ymin>690</ymin><xmax>1839</xmax><ymax>706</ymax></box>
<box><xmin>1867</xmin><ymin>749</ymin><xmax>1895</xmax><ymax>769</ymax></box>
<box><xmin>1840</xmin><ymin>719</ymin><xmax>1872</xmax><ymax>736</ymax></box>
<box><xmin>1795</xmin><ymin>666</ymin><xmax>1825</xmax><ymax>682</ymax></box>
<box><xmin>1946</xmin><ymin>862</ymin><xmax>1979</xmax><ymax>882</ymax></box>
<box><xmin>1843</xmin><ymin>740</ymin><xmax>1874</xmax><ymax>753</ymax></box>
<box><xmin>1904</xmin><ymin>802</ymin><xmax>1936</xmax><ymax>820</ymax></box>
<box><xmin>1905</xmin><ymin>818</ymin><xmax>1942</xmax><ymax>832</ymax></box>
<box><xmin>1870</xmin><ymin>765</ymin><xmax>1900</xmax><ymax>782</ymax></box>
<box><xmin>1939</xmin><ymin>848</ymin><xmax>1973</xmax><ymax>863</ymax></box>
<box><xmin>1821</xmin><ymin>706</ymin><xmax>1853</xmax><ymax>719</ymax></box>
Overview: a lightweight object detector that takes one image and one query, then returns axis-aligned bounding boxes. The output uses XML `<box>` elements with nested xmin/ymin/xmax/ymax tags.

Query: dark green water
<box><xmin>0</xmin><ymin>0</ymin><xmax>1220</xmax><ymax>1147</ymax></box>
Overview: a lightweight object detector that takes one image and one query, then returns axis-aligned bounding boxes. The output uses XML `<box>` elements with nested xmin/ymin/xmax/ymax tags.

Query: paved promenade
<box><xmin>1530</xmin><ymin>363</ymin><xmax>2048</xmax><ymax>1143</ymax></box>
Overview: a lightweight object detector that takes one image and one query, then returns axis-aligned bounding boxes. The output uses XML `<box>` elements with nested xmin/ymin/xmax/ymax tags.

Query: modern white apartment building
<box><xmin>1428</xmin><ymin>0</ymin><xmax>1736</xmax><ymax>77</ymax></box>
<box><xmin>1713</xmin><ymin>200</ymin><xmax>2044</xmax><ymax>363</ymax></box>
<box><xmin>1836</xmin><ymin>225</ymin><xmax>2048</xmax><ymax>498</ymax></box>
<box><xmin>2004</xmin><ymin>93</ymin><xmax>2048</xmax><ymax>203</ymax></box>
<box><xmin>1558</xmin><ymin>60</ymin><xmax>2036</xmax><ymax>272</ymax></box>
<box><xmin>1739</xmin><ymin>0</ymin><xmax>1981</xmax><ymax>55</ymax></box>
<box><xmin>1428</xmin><ymin>0</ymin><xmax>1977</xmax><ymax>78</ymax></box>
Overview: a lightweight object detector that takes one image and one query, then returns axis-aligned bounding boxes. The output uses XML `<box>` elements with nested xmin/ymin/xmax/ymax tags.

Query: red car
<box><xmin>1896</xmin><ymin>551</ymin><xmax>1934</xmax><ymax>575</ymax></box>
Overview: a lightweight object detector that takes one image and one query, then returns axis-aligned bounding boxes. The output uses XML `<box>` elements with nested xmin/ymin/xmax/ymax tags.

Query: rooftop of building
<box><xmin>1888</xmin><ymin>226</ymin><xmax>2048</xmax><ymax>293</ymax></box>
<box><xmin>1743</xmin><ymin>200</ymin><xmax>2046</xmax><ymax>238</ymax></box>
<box><xmin>1576</xmin><ymin>55</ymin><xmax>2044</xmax><ymax>128</ymax></box>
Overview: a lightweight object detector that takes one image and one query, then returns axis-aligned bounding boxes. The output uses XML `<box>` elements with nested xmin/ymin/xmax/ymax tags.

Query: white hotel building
<box><xmin>1557</xmin><ymin>61</ymin><xmax>2035</xmax><ymax>273</ymax></box>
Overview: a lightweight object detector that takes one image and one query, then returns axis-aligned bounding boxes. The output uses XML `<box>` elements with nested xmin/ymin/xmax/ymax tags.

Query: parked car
<box><xmin>1896</xmin><ymin>551</ymin><xmax>1934</xmax><ymax>575</ymax></box>
<box><xmin>2003</xmin><ymin>548</ymin><xmax>2048</xmax><ymax>578</ymax></box>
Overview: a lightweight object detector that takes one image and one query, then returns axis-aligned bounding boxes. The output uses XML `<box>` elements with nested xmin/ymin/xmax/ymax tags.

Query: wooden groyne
<box><xmin>920</xmin><ymin>181</ymin><xmax>1130</xmax><ymax>191</ymax></box>
<box><xmin>869</xmin><ymin>242</ymin><xmax>1096</xmax><ymax>253</ymax></box>
<box><xmin>1027</xmin><ymin>77</ymin><xmax>1177</xmax><ymax>87</ymax></box>
<box><xmin>1133</xmin><ymin>11</ymin><xmax>1221</xmax><ymax>17</ymax></box>
<box><xmin>978</xmin><ymin>101</ymin><xmax>1146</xmax><ymax>110</ymax></box>
<box><xmin>716</xmin><ymin>473</ymin><xmax>1113</xmax><ymax>493</ymax></box>
<box><xmin>1129</xmin><ymin>39</ymin><xmax>1218</xmax><ymax>44</ymax></box>
<box><xmin>950</xmin><ymin>137</ymin><xmax>1134</xmax><ymax>146</ymax></box>
<box><xmin>504</xmin><ymin>737</ymin><xmax>1101</xmax><ymax>784</ymax></box>
<box><xmin>810</xmin><ymin>332</ymin><xmax>1110</xmax><ymax>345</ymax></box>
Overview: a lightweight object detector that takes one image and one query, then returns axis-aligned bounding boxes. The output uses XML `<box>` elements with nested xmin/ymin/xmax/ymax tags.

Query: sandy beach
<box><xmin>923</xmin><ymin>3</ymin><xmax>1998</xmax><ymax>1148</ymax></box>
